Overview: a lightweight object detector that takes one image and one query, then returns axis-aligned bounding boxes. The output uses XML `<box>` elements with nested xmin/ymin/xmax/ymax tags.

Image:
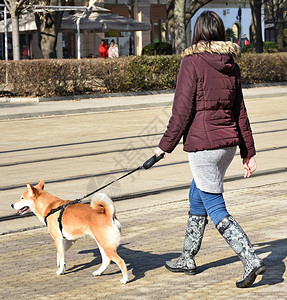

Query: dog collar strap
<box><xmin>44</xmin><ymin>206</ymin><xmax>63</xmax><ymax>226</ymax></box>
<box><xmin>44</xmin><ymin>199</ymin><xmax>81</xmax><ymax>231</ymax></box>
<box><xmin>58</xmin><ymin>200</ymin><xmax>82</xmax><ymax>232</ymax></box>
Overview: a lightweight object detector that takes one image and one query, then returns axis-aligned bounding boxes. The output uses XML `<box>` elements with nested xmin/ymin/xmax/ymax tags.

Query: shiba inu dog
<box><xmin>11</xmin><ymin>180</ymin><xmax>128</xmax><ymax>284</ymax></box>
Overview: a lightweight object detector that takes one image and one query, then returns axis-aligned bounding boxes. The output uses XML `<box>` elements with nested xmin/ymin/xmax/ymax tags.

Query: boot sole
<box><xmin>165</xmin><ymin>264</ymin><xmax>196</xmax><ymax>275</ymax></box>
<box><xmin>236</xmin><ymin>265</ymin><xmax>267</xmax><ymax>288</ymax></box>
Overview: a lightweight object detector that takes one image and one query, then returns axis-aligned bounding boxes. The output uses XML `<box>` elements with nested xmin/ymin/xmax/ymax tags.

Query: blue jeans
<box><xmin>189</xmin><ymin>180</ymin><xmax>229</xmax><ymax>226</ymax></box>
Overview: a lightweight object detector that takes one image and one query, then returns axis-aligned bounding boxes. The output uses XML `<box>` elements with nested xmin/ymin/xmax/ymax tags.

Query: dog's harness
<box><xmin>43</xmin><ymin>154</ymin><xmax>164</xmax><ymax>233</ymax></box>
<box><xmin>44</xmin><ymin>199</ymin><xmax>81</xmax><ymax>232</ymax></box>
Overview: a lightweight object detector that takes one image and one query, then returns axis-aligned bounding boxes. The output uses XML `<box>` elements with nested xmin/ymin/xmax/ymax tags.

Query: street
<box><xmin>0</xmin><ymin>88</ymin><xmax>287</xmax><ymax>299</ymax></box>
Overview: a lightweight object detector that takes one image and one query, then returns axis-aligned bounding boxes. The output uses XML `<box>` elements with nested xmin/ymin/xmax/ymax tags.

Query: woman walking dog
<box><xmin>155</xmin><ymin>11</ymin><xmax>266</xmax><ymax>288</ymax></box>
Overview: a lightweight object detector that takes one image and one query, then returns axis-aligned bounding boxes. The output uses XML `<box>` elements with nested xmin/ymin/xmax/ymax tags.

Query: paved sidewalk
<box><xmin>0</xmin><ymin>182</ymin><xmax>286</xmax><ymax>299</ymax></box>
<box><xmin>1</xmin><ymin>85</ymin><xmax>286</xmax><ymax>299</ymax></box>
<box><xmin>0</xmin><ymin>85</ymin><xmax>287</xmax><ymax>120</ymax></box>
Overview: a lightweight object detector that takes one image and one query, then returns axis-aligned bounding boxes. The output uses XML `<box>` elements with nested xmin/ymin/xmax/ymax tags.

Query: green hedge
<box><xmin>142</xmin><ymin>42</ymin><xmax>173</xmax><ymax>55</ymax></box>
<box><xmin>238</xmin><ymin>53</ymin><xmax>287</xmax><ymax>83</ymax></box>
<box><xmin>0</xmin><ymin>53</ymin><xmax>286</xmax><ymax>97</ymax></box>
<box><xmin>242</xmin><ymin>41</ymin><xmax>286</xmax><ymax>53</ymax></box>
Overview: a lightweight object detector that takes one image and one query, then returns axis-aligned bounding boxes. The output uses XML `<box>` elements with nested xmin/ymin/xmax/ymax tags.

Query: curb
<box><xmin>0</xmin><ymin>101</ymin><xmax>172</xmax><ymax>120</ymax></box>
<box><xmin>0</xmin><ymin>89</ymin><xmax>175</xmax><ymax>104</ymax></box>
<box><xmin>0</xmin><ymin>82</ymin><xmax>287</xmax><ymax>103</ymax></box>
<box><xmin>0</xmin><ymin>83</ymin><xmax>286</xmax><ymax>120</ymax></box>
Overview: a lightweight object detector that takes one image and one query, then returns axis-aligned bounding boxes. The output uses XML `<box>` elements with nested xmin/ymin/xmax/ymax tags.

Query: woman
<box><xmin>155</xmin><ymin>11</ymin><xmax>266</xmax><ymax>288</ymax></box>
<box><xmin>99</xmin><ymin>39</ymin><xmax>108</xmax><ymax>58</ymax></box>
<box><xmin>108</xmin><ymin>39</ymin><xmax>119</xmax><ymax>58</ymax></box>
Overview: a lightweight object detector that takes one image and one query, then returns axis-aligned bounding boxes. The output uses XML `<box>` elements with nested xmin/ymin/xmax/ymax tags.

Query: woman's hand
<box><xmin>243</xmin><ymin>156</ymin><xmax>257</xmax><ymax>178</ymax></box>
<box><xmin>154</xmin><ymin>147</ymin><xmax>166</xmax><ymax>158</ymax></box>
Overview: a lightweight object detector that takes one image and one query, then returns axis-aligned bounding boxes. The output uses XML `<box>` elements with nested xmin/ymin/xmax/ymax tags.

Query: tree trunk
<box><xmin>249</xmin><ymin>0</ymin><xmax>263</xmax><ymax>53</ymax></box>
<box><xmin>274</xmin><ymin>6</ymin><xmax>284</xmax><ymax>47</ymax></box>
<box><xmin>7</xmin><ymin>1</ymin><xmax>21</xmax><ymax>60</ymax></box>
<box><xmin>174</xmin><ymin>0</ymin><xmax>186</xmax><ymax>54</ymax></box>
<box><xmin>167</xmin><ymin>0</ymin><xmax>175</xmax><ymax>53</ymax></box>
<box><xmin>11</xmin><ymin>9</ymin><xmax>20</xmax><ymax>60</ymax></box>
<box><xmin>35</xmin><ymin>0</ymin><xmax>65</xmax><ymax>59</ymax></box>
<box><xmin>5</xmin><ymin>0</ymin><xmax>35</xmax><ymax>60</ymax></box>
<box><xmin>36</xmin><ymin>15</ymin><xmax>63</xmax><ymax>59</ymax></box>
<box><xmin>167</xmin><ymin>0</ymin><xmax>214</xmax><ymax>53</ymax></box>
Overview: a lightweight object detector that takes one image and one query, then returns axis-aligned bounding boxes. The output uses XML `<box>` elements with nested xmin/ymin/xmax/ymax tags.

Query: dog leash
<box><xmin>44</xmin><ymin>154</ymin><xmax>165</xmax><ymax>229</ymax></box>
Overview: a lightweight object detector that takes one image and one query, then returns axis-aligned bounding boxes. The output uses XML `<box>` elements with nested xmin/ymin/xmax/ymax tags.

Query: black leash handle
<box><xmin>142</xmin><ymin>153</ymin><xmax>165</xmax><ymax>169</ymax></box>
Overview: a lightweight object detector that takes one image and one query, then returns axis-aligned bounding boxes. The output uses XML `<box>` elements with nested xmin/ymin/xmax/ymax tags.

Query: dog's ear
<box><xmin>26</xmin><ymin>183</ymin><xmax>37</xmax><ymax>197</ymax></box>
<box><xmin>36</xmin><ymin>180</ymin><xmax>45</xmax><ymax>190</ymax></box>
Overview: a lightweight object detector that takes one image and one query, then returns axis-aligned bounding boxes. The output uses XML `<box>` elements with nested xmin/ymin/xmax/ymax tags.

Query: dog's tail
<box><xmin>90</xmin><ymin>193</ymin><xmax>116</xmax><ymax>220</ymax></box>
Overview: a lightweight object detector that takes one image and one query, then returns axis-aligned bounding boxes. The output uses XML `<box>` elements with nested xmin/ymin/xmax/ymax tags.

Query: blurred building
<box><xmin>1</xmin><ymin>0</ymin><xmax>279</xmax><ymax>60</ymax></box>
<box><xmin>0</xmin><ymin>0</ymin><xmax>153</xmax><ymax>59</ymax></box>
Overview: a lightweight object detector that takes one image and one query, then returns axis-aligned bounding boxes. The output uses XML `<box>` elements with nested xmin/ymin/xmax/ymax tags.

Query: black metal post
<box><xmin>128</xmin><ymin>4</ymin><xmax>132</xmax><ymax>55</ymax></box>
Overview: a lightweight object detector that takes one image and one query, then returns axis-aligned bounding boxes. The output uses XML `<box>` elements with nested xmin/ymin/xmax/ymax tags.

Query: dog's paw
<box><xmin>92</xmin><ymin>270</ymin><xmax>102</xmax><ymax>276</ymax></box>
<box><xmin>120</xmin><ymin>276</ymin><xmax>128</xmax><ymax>284</ymax></box>
<box><xmin>56</xmin><ymin>268</ymin><xmax>65</xmax><ymax>275</ymax></box>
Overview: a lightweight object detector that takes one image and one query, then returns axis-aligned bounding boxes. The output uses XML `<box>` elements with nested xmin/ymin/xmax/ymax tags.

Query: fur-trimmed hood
<box><xmin>182</xmin><ymin>41</ymin><xmax>240</xmax><ymax>74</ymax></box>
<box><xmin>182</xmin><ymin>41</ymin><xmax>240</xmax><ymax>58</ymax></box>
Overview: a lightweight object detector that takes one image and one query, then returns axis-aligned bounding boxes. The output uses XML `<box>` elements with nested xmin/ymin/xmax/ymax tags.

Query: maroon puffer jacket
<box><xmin>159</xmin><ymin>41</ymin><xmax>255</xmax><ymax>159</ymax></box>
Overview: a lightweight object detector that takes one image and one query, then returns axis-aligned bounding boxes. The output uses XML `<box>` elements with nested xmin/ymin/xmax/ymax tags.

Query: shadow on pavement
<box><xmin>67</xmin><ymin>244</ymin><xmax>178</xmax><ymax>282</ymax></box>
<box><xmin>66</xmin><ymin>238</ymin><xmax>286</xmax><ymax>286</ymax></box>
<box><xmin>119</xmin><ymin>245</ymin><xmax>179</xmax><ymax>283</ymax></box>
<box><xmin>197</xmin><ymin>238</ymin><xmax>286</xmax><ymax>287</ymax></box>
<box><xmin>253</xmin><ymin>238</ymin><xmax>287</xmax><ymax>287</ymax></box>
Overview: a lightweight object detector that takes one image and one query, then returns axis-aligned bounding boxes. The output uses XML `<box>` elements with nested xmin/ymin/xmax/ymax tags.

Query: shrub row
<box><xmin>239</xmin><ymin>53</ymin><xmax>287</xmax><ymax>83</ymax></box>
<box><xmin>142</xmin><ymin>42</ymin><xmax>173</xmax><ymax>55</ymax></box>
<box><xmin>0</xmin><ymin>53</ymin><xmax>286</xmax><ymax>97</ymax></box>
<box><xmin>242</xmin><ymin>41</ymin><xmax>287</xmax><ymax>53</ymax></box>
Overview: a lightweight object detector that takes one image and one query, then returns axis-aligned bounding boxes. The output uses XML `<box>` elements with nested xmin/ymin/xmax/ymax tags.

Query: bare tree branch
<box><xmin>185</xmin><ymin>0</ymin><xmax>213</xmax><ymax>26</ymax></box>
<box><xmin>3</xmin><ymin>1</ymin><xmax>11</xmax><ymax>10</ymax></box>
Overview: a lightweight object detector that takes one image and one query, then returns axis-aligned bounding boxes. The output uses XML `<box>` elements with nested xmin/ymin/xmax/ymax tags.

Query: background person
<box><xmin>108</xmin><ymin>39</ymin><xmax>119</xmax><ymax>58</ymax></box>
<box><xmin>104</xmin><ymin>41</ymin><xmax>109</xmax><ymax>57</ymax></box>
<box><xmin>238</xmin><ymin>34</ymin><xmax>250</xmax><ymax>49</ymax></box>
<box><xmin>154</xmin><ymin>11</ymin><xmax>266</xmax><ymax>288</ymax></box>
<box><xmin>99</xmin><ymin>39</ymin><xmax>108</xmax><ymax>58</ymax></box>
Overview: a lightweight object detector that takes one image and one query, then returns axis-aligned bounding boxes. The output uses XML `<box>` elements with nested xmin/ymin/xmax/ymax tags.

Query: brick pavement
<box><xmin>1</xmin><ymin>181</ymin><xmax>286</xmax><ymax>299</ymax></box>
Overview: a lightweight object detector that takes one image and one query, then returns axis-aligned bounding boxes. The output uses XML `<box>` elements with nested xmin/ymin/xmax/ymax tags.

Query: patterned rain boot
<box><xmin>216</xmin><ymin>215</ymin><xmax>267</xmax><ymax>288</ymax></box>
<box><xmin>165</xmin><ymin>213</ymin><xmax>208</xmax><ymax>275</ymax></box>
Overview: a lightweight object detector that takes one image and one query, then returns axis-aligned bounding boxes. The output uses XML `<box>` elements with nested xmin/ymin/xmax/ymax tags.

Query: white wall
<box><xmin>188</xmin><ymin>3</ymin><xmax>265</xmax><ymax>44</ymax></box>
<box><xmin>188</xmin><ymin>7</ymin><xmax>252</xmax><ymax>42</ymax></box>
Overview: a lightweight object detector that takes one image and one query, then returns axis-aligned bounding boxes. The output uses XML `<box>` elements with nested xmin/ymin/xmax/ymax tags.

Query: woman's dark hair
<box><xmin>192</xmin><ymin>11</ymin><xmax>226</xmax><ymax>44</ymax></box>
